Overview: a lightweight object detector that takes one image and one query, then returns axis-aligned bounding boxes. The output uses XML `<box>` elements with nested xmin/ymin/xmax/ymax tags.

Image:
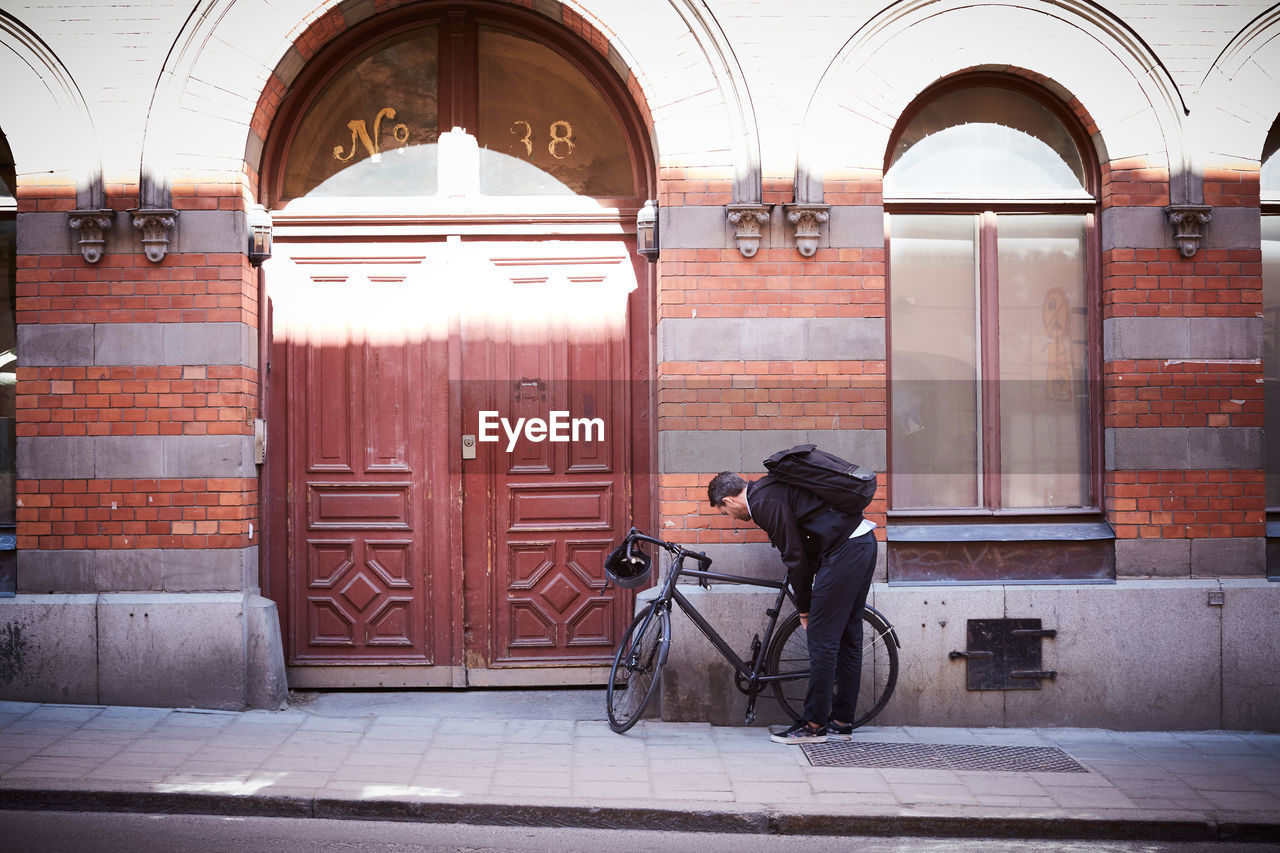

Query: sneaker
<box><xmin>826</xmin><ymin>718</ymin><xmax>855</xmax><ymax>741</ymax></box>
<box><xmin>770</xmin><ymin>721</ymin><xmax>827</xmax><ymax>744</ymax></box>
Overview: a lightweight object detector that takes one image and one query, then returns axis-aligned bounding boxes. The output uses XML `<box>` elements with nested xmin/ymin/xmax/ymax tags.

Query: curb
<box><xmin>2</xmin><ymin>788</ymin><xmax>1277</xmax><ymax>842</ymax></box>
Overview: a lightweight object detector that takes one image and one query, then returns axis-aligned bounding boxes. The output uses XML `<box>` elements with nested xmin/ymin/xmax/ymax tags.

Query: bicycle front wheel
<box><xmin>766</xmin><ymin>607</ymin><xmax>898</xmax><ymax>729</ymax></box>
<box><xmin>606</xmin><ymin>602</ymin><xmax>670</xmax><ymax>733</ymax></box>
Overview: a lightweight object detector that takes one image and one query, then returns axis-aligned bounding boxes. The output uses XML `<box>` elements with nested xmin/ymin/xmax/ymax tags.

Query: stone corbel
<box><xmin>725</xmin><ymin>203</ymin><xmax>771</xmax><ymax>258</ymax></box>
<box><xmin>67</xmin><ymin>210</ymin><xmax>114</xmax><ymax>264</ymax></box>
<box><xmin>131</xmin><ymin>209</ymin><xmax>178</xmax><ymax>262</ymax></box>
<box><xmin>785</xmin><ymin>203</ymin><xmax>829</xmax><ymax>257</ymax></box>
<box><xmin>1165</xmin><ymin>204</ymin><xmax>1212</xmax><ymax>258</ymax></box>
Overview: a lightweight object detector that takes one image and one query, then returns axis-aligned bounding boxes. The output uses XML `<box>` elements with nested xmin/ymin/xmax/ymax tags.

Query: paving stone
<box><xmin>887</xmin><ymin>782</ymin><xmax>978</xmax><ymax>805</ymax></box>
<box><xmin>1045</xmin><ymin>785</ymin><xmax>1137</xmax><ymax>809</ymax></box>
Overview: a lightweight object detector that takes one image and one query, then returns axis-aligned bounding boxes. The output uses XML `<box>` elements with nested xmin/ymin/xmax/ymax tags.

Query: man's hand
<box><xmin>799</xmin><ymin>612</ymin><xmax>809</xmax><ymax>630</ymax></box>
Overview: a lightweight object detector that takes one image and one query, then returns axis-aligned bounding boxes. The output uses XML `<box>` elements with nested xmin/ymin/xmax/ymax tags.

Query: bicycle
<box><xmin>604</xmin><ymin>528</ymin><xmax>900</xmax><ymax>734</ymax></box>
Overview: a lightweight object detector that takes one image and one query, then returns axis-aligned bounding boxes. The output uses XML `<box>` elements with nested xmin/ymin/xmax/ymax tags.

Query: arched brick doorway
<box><xmin>260</xmin><ymin>2</ymin><xmax>655</xmax><ymax>687</ymax></box>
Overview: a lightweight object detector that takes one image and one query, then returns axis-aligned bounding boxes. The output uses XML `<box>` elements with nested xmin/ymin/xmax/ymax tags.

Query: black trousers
<box><xmin>802</xmin><ymin>530</ymin><xmax>877</xmax><ymax>725</ymax></box>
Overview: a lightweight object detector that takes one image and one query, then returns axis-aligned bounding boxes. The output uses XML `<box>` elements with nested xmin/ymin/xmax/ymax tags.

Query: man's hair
<box><xmin>707</xmin><ymin>472</ymin><xmax>748</xmax><ymax>507</ymax></box>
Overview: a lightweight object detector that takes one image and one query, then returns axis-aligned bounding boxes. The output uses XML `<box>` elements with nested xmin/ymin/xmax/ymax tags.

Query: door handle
<box><xmin>462</xmin><ymin>434</ymin><xmax>476</xmax><ymax>460</ymax></box>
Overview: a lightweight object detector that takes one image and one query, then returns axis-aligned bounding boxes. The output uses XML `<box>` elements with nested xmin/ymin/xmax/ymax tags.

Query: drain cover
<box><xmin>803</xmin><ymin>741</ymin><xmax>1087</xmax><ymax>773</ymax></box>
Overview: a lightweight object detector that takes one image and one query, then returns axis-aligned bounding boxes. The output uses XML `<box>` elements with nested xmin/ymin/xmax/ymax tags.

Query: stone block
<box><xmin>95</xmin><ymin>324</ymin><xmax>163</xmax><ymax>365</ymax></box>
<box><xmin>1219</xmin><ymin>580</ymin><xmax>1280</xmax><ymax>730</ymax></box>
<box><xmin>871</xmin><ymin>585</ymin><xmax>1005</xmax><ymax>727</ymax></box>
<box><xmin>16</xmin><ymin>550</ymin><xmax>95</xmax><ymax>593</ymax></box>
<box><xmin>94</xmin><ymin>436</ymin><xmax>165</xmax><ymax>479</ymax></box>
<box><xmin>160</xmin><ymin>547</ymin><xmax>255</xmax><ymax>592</ymax></box>
<box><xmin>1100</xmin><ymin>206</ymin><xmax>1166</xmax><ymax>251</ymax></box>
<box><xmin>1115</xmin><ymin>538</ymin><xmax>1191</xmax><ymax>578</ymax></box>
<box><xmin>1003</xmin><ymin>581</ymin><xmax>1221</xmax><ymax>730</ymax></box>
<box><xmin>168</xmin><ymin>210</ymin><xmax>248</xmax><ymax>255</ymax></box>
<box><xmin>1190</xmin><ymin>537</ymin><xmax>1266</xmax><ymax>577</ymax></box>
<box><xmin>1203</xmin><ymin>207</ymin><xmax>1262</xmax><ymax>250</ymax></box>
<box><xmin>96</xmin><ymin>592</ymin><xmax>248</xmax><ymax>710</ymax></box>
<box><xmin>1107</xmin><ymin>427</ymin><xmax>1261</xmax><ymax>470</ymax></box>
<box><xmin>680</xmin><ymin>542</ymin><xmax>780</xmax><ymax>583</ymax></box>
<box><xmin>738</xmin><ymin>318</ymin><xmax>813</xmax><ymax>361</ymax></box>
<box><xmin>827</xmin><ymin>205</ymin><xmax>884</xmax><ymax>248</ymax></box>
<box><xmin>18</xmin><ymin>324</ymin><xmax>93</xmax><ymax>366</ymax></box>
<box><xmin>659</xmin><ymin>317</ymin><xmax>750</xmax><ymax>362</ymax></box>
<box><xmin>96</xmin><ymin>549</ymin><xmax>166</xmax><ymax>591</ymax></box>
<box><xmin>16</xmin><ymin>211</ymin><xmax>75</xmax><ymax>255</ymax></box>
<box><xmin>0</xmin><ymin>595</ymin><xmax>98</xmax><ymax>704</ymax></box>
<box><xmin>18</xmin><ymin>436</ymin><xmax>94</xmax><ymax>480</ymax></box>
<box><xmin>162</xmin><ymin>322</ymin><xmax>256</xmax><ymax>367</ymax></box>
<box><xmin>163</xmin><ymin>435</ymin><xmax>254</xmax><ymax>478</ymax></box>
<box><xmin>805</xmin><ymin>318</ymin><xmax>885</xmax><ymax>361</ymax></box>
<box><xmin>246</xmin><ymin>594</ymin><xmax>288</xmax><ymax>710</ymax></box>
<box><xmin>1186</xmin><ymin>317</ymin><xmax>1262</xmax><ymax>360</ymax></box>
<box><xmin>660</xmin><ymin>205</ymin><xmax>730</xmax><ymax>250</ymax></box>
<box><xmin>658</xmin><ymin>584</ymin><xmax>793</xmax><ymax>726</ymax></box>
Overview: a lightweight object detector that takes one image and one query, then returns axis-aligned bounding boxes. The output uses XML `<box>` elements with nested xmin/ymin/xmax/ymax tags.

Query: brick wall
<box><xmin>13</xmin><ymin>178</ymin><xmax>260</xmax><ymax>581</ymax></box>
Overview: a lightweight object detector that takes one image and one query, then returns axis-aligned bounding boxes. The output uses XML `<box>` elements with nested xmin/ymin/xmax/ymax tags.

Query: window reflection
<box><xmin>886</xmin><ymin>86</ymin><xmax>1088</xmax><ymax>199</ymax></box>
<box><xmin>890</xmin><ymin>215</ymin><xmax>981</xmax><ymax>509</ymax></box>
<box><xmin>477</xmin><ymin>27</ymin><xmax>634</xmax><ymax>197</ymax></box>
<box><xmin>282</xmin><ymin>26</ymin><xmax>440</xmax><ymax>200</ymax></box>
<box><xmin>997</xmin><ymin>215</ymin><xmax>1089</xmax><ymax>508</ymax></box>
<box><xmin>276</xmin><ymin>22</ymin><xmax>636</xmax><ymax>203</ymax></box>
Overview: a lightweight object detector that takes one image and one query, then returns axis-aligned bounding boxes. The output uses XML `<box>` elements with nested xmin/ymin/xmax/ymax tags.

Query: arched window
<box><xmin>265</xmin><ymin>8</ymin><xmax>642</xmax><ymax>211</ymax></box>
<box><xmin>1262</xmin><ymin>117</ymin><xmax>1280</xmax><ymax>518</ymax></box>
<box><xmin>885</xmin><ymin>77</ymin><xmax>1098</xmax><ymax>512</ymax></box>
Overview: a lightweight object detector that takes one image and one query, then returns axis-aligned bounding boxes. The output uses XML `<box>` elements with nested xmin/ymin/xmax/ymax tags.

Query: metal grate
<box><xmin>802</xmin><ymin>740</ymin><xmax>1088</xmax><ymax>773</ymax></box>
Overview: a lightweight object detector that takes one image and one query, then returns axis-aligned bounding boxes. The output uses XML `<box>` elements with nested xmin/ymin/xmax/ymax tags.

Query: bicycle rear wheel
<box><xmin>766</xmin><ymin>607</ymin><xmax>898</xmax><ymax>729</ymax></box>
<box><xmin>606</xmin><ymin>602</ymin><xmax>670</xmax><ymax>733</ymax></box>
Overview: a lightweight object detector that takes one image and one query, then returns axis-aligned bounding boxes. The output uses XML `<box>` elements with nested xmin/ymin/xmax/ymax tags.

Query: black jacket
<box><xmin>746</xmin><ymin>475</ymin><xmax>860</xmax><ymax>613</ymax></box>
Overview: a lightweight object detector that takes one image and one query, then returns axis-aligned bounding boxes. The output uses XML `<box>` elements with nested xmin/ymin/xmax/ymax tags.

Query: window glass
<box><xmin>1264</xmin><ymin>215</ymin><xmax>1279</xmax><ymax>508</ymax></box>
<box><xmin>281</xmin><ymin>26</ymin><xmax>439</xmax><ymax>200</ymax></box>
<box><xmin>889</xmin><ymin>215</ymin><xmax>981</xmax><ymax>509</ymax></box>
<box><xmin>885</xmin><ymin>86</ymin><xmax>1088</xmax><ymax>199</ymax></box>
<box><xmin>477</xmin><ymin>27</ymin><xmax>634</xmax><ymax>196</ymax></box>
<box><xmin>997</xmin><ymin>215</ymin><xmax>1089</xmax><ymax>508</ymax></box>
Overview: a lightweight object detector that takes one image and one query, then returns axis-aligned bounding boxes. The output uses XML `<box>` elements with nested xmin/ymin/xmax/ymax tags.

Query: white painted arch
<box><xmin>796</xmin><ymin>0</ymin><xmax>1190</xmax><ymax>203</ymax></box>
<box><xmin>0</xmin><ymin>9</ymin><xmax>104</xmax><ymax>205</ymax></box>
<box><xmin>1195</xmin><ymin>5</ymin><xmax>1280</xmax><ymax>169</ymax></box>
<box><xmin>137</xmin><ymin>0</ymin><xmax>764</xmax><ymax>205</ymax></box>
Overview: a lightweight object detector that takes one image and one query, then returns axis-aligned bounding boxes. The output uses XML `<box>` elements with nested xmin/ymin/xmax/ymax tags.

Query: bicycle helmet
<box><xmin>603</xmin><ymin>538</ymin><xmax>652</xmax><ymax>588</ymax></box>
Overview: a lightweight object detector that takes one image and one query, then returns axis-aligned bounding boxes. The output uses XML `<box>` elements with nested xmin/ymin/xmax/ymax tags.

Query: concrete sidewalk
<box><xmin>0</xmin><ymin>691</ymin><xmax>1277</xmax><ymax>842</ymax></box>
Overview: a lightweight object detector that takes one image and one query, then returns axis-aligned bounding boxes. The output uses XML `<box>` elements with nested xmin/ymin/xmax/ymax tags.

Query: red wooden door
<box><xmin>266</xmin><ymin>237</ymin><xmax>641</xmax><ymax>687</ymax></box>
<box><xmin>458</xmin><ymin>240</ymin><xmax>637</xmax><ymax>683</ymax></box>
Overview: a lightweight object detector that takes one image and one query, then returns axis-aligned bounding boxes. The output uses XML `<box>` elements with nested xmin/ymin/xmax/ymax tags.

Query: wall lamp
<box><xmin>636</xmin><ymin>199</ymin><xmax>659</xmax><ymax>262</ymax></box>
<box><xmin>247</xmin><ymin>204</ymin><xmax>274</xmax><ymax>267</ymax></box>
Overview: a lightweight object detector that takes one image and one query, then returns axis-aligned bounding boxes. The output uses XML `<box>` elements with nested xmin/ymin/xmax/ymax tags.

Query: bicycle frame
<box><xmin>626</xmin><ymin>532</ymin><xmax>806</xmax><ymax>724</ymax></box>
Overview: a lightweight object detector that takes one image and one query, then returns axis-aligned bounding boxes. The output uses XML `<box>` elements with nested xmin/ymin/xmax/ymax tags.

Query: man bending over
<box><xmin>707</xmin><ymin>470</ymin><xmax>876</xmax><ymax>744</ymax></box>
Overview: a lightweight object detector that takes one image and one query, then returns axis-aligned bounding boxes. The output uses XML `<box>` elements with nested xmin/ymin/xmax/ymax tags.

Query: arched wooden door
<box><xmin>260</xmin><ymin>5</ymin><xmax>653</xmax><ymax>687</ymax></box>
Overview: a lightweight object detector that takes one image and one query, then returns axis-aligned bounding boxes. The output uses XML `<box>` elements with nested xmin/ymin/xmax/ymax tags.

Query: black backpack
<box><xmin>763</xmin><ymin>444</ymin><xmax>876</xmax><ymax>517</ymax></box>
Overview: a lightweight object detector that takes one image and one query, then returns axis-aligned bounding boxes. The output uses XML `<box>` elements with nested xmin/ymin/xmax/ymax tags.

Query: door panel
<box><xmin>270</xmin><ymin>246</ymin><xmax>453</xmax><ymax>670</ymax></box>
<box><xmin>460</xmin><ymin>241</ymin><xmax>635</xmax><ymax>674</ymax></box>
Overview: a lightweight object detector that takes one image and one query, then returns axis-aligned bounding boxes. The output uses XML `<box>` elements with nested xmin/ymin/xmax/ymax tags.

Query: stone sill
<box><xmin>887</xmin><ymin>520</ymin><xmax>1115</xmax><ymax>543</ymax></box>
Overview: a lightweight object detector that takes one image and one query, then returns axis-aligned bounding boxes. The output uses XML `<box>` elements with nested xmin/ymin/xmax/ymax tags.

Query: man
<box><xmin>707</xmin><ymin>470</ymin><xmax>876</xmax><ymax>744</ymax></box>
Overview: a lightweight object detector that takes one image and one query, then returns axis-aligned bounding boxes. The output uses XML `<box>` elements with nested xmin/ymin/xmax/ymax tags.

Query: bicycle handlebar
<box><xmin>620</xmin><ymin>528</ymin><xmax>713</xmax><ymax>567</ymax></box>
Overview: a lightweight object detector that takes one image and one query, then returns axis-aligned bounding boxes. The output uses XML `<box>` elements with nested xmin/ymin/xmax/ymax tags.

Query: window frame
<box><xmin>883</xmin><ymin>74</ymin><xmax>1103</xmax><ymax>519</ymax></box>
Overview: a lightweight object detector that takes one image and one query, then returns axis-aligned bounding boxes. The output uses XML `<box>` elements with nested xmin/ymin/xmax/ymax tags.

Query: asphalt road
<box><xmin>1</xmin><ymin>811</ymin><xmax>1277</xmax><ymax>853</ymax></box>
